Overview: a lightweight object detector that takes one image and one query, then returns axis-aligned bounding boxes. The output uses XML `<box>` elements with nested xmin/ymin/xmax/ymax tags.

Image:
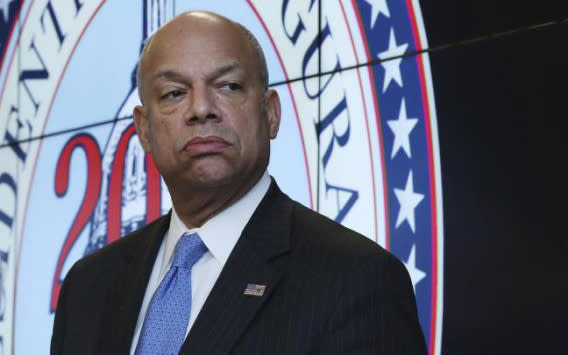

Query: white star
<box><xmin>403</xmin><ymin>244</ymin><xmax>426</xmax><ymax>293</ymax></box>
<box><xmin>0</xmin><ymin>0</ymin><xmax>13</xmax><ymax>22</ymax></box>
<box><xmin>364</xmin><ymin>0</ymin><xmax>390</xmax><ymax>28</ymax></box>
<box><xmin>387</xmin><ymin>99</ymin><xmax>419</xmax><ymax>159</ymax></box>
<box><xmin>378</xmin><ymin>29</ymin><xmax>408</xmax><ymax>93</ymax></box>
<box><xmin>394</xmin><ymin>171</ymin><xmax>424</xmax><ymax>233</ymax></box>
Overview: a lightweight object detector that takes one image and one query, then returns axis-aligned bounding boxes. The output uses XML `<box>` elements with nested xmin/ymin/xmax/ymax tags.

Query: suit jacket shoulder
<box><xmin>51</xmin><ymin>213</ymin><xmax>170</xmax><ymax>354</ymax></box>
<box><xmin>290</xmin><ymin>199</ymin><xmax>392</xmax><ymax>259</ymax></box>
<box><xmin>182</xmin><ymin>183</ymin><xmax>426</xmax><ymax>354</ymax></box>
<box><xmin>286</xmin><ymin>197</ymin><xmax>427</xmax><ymax>354</ymax></box>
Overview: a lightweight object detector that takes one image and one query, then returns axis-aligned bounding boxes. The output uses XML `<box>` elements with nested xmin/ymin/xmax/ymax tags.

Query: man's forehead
<box><xmin>142</xmin><ymin>18</ymin><xmax>250</xmax><ymax>65</ymax></box>
<box><xmin>151</xmin><ymin>62</ymin><xmax>244</xmax><ymax>82</ymax></box>
<box><xmin>136</xmin><ymin>11</ymin><xmax>267</xmax><ymax>100</ymax></box>
<box><xmin>154</xmin><ymin>12</ymin><xmax>242</xmax><ymax>46</ymax></box>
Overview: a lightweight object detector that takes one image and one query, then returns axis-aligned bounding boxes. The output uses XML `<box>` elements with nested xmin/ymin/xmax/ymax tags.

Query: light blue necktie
<box><xmin>135</xmin><ymin>232</ymin><xmax>207</xmax><ymax>355</ymax></box>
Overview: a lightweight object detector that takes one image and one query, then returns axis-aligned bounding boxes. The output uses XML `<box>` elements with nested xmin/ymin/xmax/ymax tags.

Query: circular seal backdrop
<box><xmin>0</xmin><ymin>1</ymin><xmax>443</xmax><ymax>354</ymax></box>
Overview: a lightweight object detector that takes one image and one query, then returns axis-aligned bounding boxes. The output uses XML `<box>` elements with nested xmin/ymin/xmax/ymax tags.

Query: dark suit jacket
<box><xmin>51</xmin><ymin>182</ymin><xmax>427</xmax><ymax>354</ymax></box>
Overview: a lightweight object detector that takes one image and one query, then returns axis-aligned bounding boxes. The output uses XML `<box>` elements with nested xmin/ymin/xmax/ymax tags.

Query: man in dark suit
<box><xmin>51</xmin><ymin>11</ymin><xmax>427</xmax><ymax>355</ymax></box>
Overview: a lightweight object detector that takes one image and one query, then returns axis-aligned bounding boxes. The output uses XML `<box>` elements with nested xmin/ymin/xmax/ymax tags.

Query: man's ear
<box><xmin>133</xmin><ymin>105</ymin><xmax>152</xmax><ymax>153</ymax></box>
<box><xmin>265</xmin><ymin>89</ymin><xmax>281</xmax><ymax>139</ymax></box>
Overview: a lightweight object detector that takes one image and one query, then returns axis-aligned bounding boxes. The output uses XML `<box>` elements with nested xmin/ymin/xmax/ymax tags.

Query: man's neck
<box><xmin>169</xmin><ymin>170</ymin><xmax>266</xmax><ymax>228</ymax></box>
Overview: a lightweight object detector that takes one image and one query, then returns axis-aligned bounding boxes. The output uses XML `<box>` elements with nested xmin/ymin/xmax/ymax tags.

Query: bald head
<box><xmin>136</xmin><ymin>11</ymin><xmax>268</xmax><ymax>103</ymax></box>
<box><xmin>131</xmin><ymin>10</ymin><xmax>282</xmax><ymax>227</ymax></box>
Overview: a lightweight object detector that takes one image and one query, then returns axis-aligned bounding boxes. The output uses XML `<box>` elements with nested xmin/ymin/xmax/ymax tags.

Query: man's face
<box><xmin>134</xmin><ymin>14</ymin><xmax>280</xmax><ymax>193</ymax></box>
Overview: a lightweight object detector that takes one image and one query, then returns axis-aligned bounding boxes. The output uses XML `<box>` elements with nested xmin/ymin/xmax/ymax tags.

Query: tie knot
<box><xmin>171</xmin><ymin>233</ymin><xmax>207</xmax><ymax>269</ymax></box>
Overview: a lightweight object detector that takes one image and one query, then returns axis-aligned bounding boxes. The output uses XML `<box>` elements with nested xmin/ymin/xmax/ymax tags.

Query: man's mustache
<box><xmin>181</xmin><ymin>125</ymin><xmax>239</xmax><ymax>148</ymax></box>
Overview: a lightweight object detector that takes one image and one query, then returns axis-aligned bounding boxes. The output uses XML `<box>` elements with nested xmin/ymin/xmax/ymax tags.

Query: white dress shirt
<box><xmin>129</xmin><ymin>172</ymin><xmax>271</xmax><ymax>354</ymax></box>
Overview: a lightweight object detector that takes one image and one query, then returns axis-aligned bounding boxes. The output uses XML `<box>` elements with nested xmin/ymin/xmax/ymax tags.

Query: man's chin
<box><xmin>170</xmin><ymin>159</ymin><xmax>263</xmax><ymax>194</ymax></box>
<box><xmin>195</xmin><ymin>174</ymin><xmax>234</xmax><ymax>188</ymax></box>
<box><xmin>188</xmin><ymin>167</ymin><xmax>236</xmax><ymax>189</ymax></box>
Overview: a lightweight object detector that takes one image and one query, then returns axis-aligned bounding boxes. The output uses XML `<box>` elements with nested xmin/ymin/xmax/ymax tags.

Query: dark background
<box><xmin>419</xmin><ymin>1</ymin><xmax>568</xmax><ymax>353</ymax></box>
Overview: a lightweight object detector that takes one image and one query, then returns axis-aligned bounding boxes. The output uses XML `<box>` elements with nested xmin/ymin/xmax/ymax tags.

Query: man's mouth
<box><xmin>183</xmin><ymin>136</ymin><xmax>231</xmax><ymax>157</ymax></box>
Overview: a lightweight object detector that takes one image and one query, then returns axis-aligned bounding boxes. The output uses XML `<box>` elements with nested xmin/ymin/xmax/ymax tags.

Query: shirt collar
<box><xmin>162</xmin><ymin>172</ymin><xmax>271</xmax><ymax>271</ymax></box>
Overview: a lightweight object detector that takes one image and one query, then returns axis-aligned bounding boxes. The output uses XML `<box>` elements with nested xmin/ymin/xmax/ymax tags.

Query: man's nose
<box><xmin>186</xmin><ymin>85</ymin><xmax>219</xmax><ymax>123</ymax></box>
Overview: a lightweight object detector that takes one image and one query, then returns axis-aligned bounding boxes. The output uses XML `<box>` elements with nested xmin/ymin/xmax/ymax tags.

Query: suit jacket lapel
<box><xmin>98</xmin><ymin>213</ymin><xmax>170</xmax><ymax>353</ymax></box>
<box><xmin>180</xmin><ymin>182</ymin><xmax>293</xmax><ymax>354</ymax></box>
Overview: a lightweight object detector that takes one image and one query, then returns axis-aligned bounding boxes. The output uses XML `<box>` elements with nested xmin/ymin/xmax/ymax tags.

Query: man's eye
<box><xmin>223</xmin><ymin>82</ymin><xmax>242</xmax><ymax>91</ymax></box>
<box><xmin>161</xmin><ymin>89</ymin><xmax>184</xmax><ymax>100</ymax></box>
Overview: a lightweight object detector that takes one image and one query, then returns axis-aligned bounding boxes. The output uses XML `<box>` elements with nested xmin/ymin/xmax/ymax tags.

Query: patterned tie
<box><xmin>135</xmin><ymin>232</ymin><xmax>207</xmax><ymax>355</ymax></box>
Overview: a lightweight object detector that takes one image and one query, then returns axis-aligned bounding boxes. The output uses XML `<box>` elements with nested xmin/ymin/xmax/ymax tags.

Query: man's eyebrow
<box><xmin>153</xmin><ymin>70</ymin><xmax>187</xmax><ymax>82</ymax></box>
<box><xmin>208</xmin><ymin>63</ymin><xmax>241</xmax><ymax>81</ymax></box>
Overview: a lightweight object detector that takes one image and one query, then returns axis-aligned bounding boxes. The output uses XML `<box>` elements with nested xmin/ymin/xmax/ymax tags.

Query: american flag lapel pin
<box><xmin>243</xmin><ymin>283</ymin><xmax>266</xmax><ymax>297</ymax></box>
